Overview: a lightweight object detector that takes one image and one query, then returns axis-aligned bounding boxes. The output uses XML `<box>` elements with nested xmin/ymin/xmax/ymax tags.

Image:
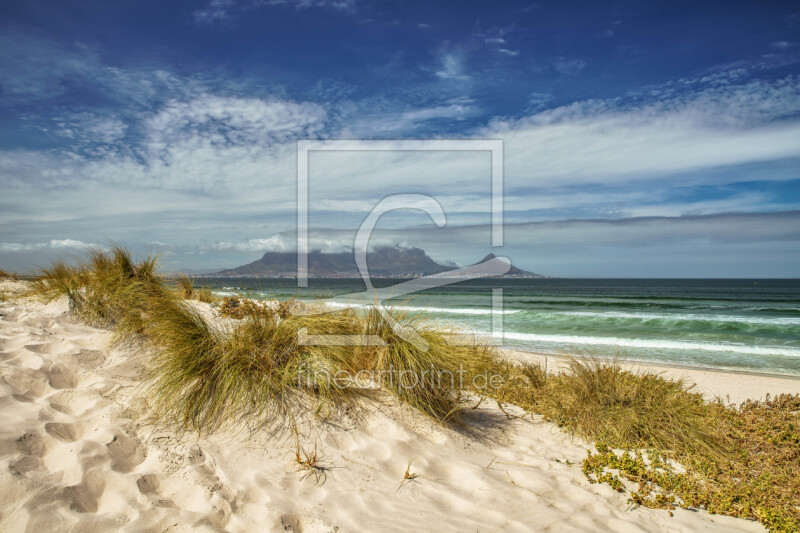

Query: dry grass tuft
<box><xmin>485</xmin><ymin>357</ymin><xmax>722</xmax><ymax>454</ymax></box>
<box><xmin>176</xmin><ymin>274</ymin><xmax>194</xmax><ymax>299</ymax></box>
<box><xmin>355</xmin><ymin>306</ymin><xmax>495</xmax><ymax>424</ymax></box>
<box><xmin>174</xmin><ymin>275</ymin><xmax>217</xmax><ymax>304</ymax></box>
<box><xmin>141</xmin><ymin>292</ymin><xmax>367</xmax><ymax>434</ymax></box>
<box><xmin>548</xmin><ymin>358</ymin><xmax>721</xmax><ymax>455</ymax></box>
<box><xmin>0</xmin><ymin>268</ymin><xmax>18</xmax><ymax>280</ymax></box>
<box><xmin>294</xmin><ymin>443</ymin><xmax>328</xmax><ymax>484</ymax></box>
<box><xmin>28</xmin><ymin>245</ymin><xmax>165</xmax><ymax>340</ymax></box>
<box><xmin>196</xmin><ymin>287</ymin><xmax>216</xmax><ymax>303</ymax></box>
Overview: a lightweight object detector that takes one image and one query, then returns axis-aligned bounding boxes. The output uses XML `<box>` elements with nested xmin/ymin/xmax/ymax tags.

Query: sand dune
<box><xmin>0</xmin><ymin>281</ymin><xmax>768</xmax><ymax>532</ymax></box>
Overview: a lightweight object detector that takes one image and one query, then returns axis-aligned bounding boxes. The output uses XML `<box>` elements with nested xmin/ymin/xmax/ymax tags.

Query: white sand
<box><xmin>0</xmin><ymin>280</ymin><xmax>773</xmax><ymax>532</ymax></box>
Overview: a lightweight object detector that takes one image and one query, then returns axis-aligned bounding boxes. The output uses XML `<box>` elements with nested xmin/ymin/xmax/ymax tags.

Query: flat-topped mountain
<box><xmin>211</xmin><ymin>246</ymin><xmax>546</xmax><ymax>278</ymax></box>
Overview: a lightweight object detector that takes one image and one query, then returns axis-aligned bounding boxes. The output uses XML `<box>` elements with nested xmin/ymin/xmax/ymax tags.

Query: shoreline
<box><xmin>503</xmin><ymin>347</ymin><xmax>800</xmax><ymax>380</ymax></box>
<box><xmin>502</xmin><ymin>348</ymin><xmax>800</xmax><ymax>403</ymax></box>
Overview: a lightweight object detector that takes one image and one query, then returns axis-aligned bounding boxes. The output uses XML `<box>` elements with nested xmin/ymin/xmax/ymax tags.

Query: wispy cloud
<box><xmin>194</xmin><ymin>0</ymin><xmax>357</xmax><ymax>23</ymax></box>
<box><xmin>343</xmin><ymin>101</ymin><xmax>476</xmax><ymax>136</ymax></box>
<box><xmin>553</xmin><ymin>58</ymin><xmax>586</xmax><ymax>75</ymax></box>
<box><xmin>434</xmin><ymin>51</ymin><xmax>470</xmax><ymax>81</ymax></box>
<box><xmin>481</xmin><ymin>75</ymin><xmax>800</xmax><ymax>187</ymax></box>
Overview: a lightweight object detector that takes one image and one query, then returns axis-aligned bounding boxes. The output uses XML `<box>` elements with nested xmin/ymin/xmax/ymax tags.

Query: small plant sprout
<box><xmin>295</xmin><ymin>443</ymin><xmax>327</xmax><ymax>485</ymax></box>
<box><xmin>396</xmin><ymin>458</ymin><xmax>421</xmax><ymax>493</ymax></box>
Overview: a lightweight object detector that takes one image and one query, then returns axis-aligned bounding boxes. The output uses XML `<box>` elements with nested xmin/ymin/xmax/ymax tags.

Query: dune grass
<box><xmin>0</xmin><ymin>268</ymin><xmax>18</xmax><ymax>280</ymax></box>
<box><xmin>547</xmin><ymin>358</ymin><xmax>722</xmax><ymax>454</ymax></box>
<box><xmin>582</xmin><ymin>393</ymin><xmax>800</xmax><ymax>532</ymax></box>
<box><xmin>354</xmin><ymin>306</ymin><xmax>495</xmax><ymax>424</ymax></box>
<box><xmin>484</xmin><ymin>356</ymin><xmax>799</xmax><ymax>531</ymax></box>
<box><xmin>196</xmin><ymin>287</ymin><xmax>216</xmax><ymax>303</ymax></box>
<box><xmin>29</xmin><ymin>246</ymin><xmax>165</xmax><ymax>339</ymax></box>
<box><xmin>174</xmin><ymin>275</ymin><xmax>217</xmax><ymax>304</ymax></box>
<box><xmin>483</xmin><ymin>357</ymin><xmax>723</xmax><ymax>453</ymax></box>
<box><xmin>141</xmin><ymin>292</ymin><xmax>368</xmax><ymax>433</ymax></box>
<box><xmin>176</xmin><ymin>274</ymin><xmax>194</xmax><ymax>299</ymax></box>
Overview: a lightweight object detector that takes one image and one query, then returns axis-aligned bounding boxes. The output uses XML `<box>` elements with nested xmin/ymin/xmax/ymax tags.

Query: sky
<box><xmin>1</xmin><ymin>0</ymin><xmax>799</xmax><ymax>277</ymax></box>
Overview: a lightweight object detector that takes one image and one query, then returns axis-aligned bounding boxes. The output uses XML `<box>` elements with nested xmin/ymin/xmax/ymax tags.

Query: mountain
<box><xmin>477</xmin><ymin>253</ymin><xmax>533</xmax><ymax>277</ymax></box>
<box><xmin>211</xmin><ymin>246</ymin><xmax>547</xmax><ymax>278</ymax></box>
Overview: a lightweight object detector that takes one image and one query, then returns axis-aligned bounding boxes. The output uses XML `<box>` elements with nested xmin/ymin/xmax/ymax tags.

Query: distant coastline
<box><xmin>207</xmin><ymin>246</ymin><xmax>550</xmax><ymax>279</ymax></box>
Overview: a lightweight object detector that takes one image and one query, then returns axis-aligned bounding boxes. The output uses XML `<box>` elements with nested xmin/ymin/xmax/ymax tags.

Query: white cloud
<box><xmin>498</xmin><ymin>49</ymin><xmax>520</xmax><ymax>57</ymax></box>
<box><xmin>52</xmin><ymin>113</ymin><xmax>128</xmax><ymax>144</ymax></box>
<box><xmin>480</xmin><ymin>75</ymin><xmax>800</xmax><ymax>187</ymax></box>
<box><xmin>50</xmin><ymin>239</ymin><xmax>97</xmax><ymax>249</ymax></box>
<box><xmin>435</xmin><ymin>52</ymin><xmax>470</xmax><ymax>81</ymax></box>
<box><xmin>143</xmin><ymin>94</ymin><xmax>326</xmax><ymax>150</ymax></box>
<box><xmin>211</xmin><ymin>235</ymin><xmax>290</xmax><ymax>252</ymax></box>
<box><xmin>344</xmin><ymin>102</ymin><xmax>476</xmax><ymax>136</ymax></box>
<box><xmin>195</xmin><ymin>0</ymin><xmax>236</xmax><ymax>21</ymax></box>
<box><xmin>0</xmin><ymin>239</ymin><xmax>98</xmax><ymax>253</ymax></box>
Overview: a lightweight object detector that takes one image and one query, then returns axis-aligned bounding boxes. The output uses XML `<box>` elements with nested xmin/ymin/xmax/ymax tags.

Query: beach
<box><xmin>1</xmin><ymin>279</ymin><xmax>790</xmax><ymax>532</ymax></box>
<box><xmin>503</xmin><ymin>350</ymin><xmax>800</xmax><ymax>404</ymax></box>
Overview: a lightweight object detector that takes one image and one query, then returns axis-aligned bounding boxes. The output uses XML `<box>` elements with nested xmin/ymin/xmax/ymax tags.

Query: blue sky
<box><xmin>1</xmin><ymin>0</ymin><xmax>799</xmax><ymax>276</ymax></box>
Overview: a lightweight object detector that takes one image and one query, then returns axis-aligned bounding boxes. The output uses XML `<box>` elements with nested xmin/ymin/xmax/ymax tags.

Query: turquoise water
<box><xmin>198</xmin><ymin>278</ymin><xmax>800</xmax><ymax>376</ymax></box>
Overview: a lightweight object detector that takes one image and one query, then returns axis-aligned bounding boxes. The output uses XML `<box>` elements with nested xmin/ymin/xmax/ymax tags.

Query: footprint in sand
<box><xmin>66</xmin><ymin>349</ymin><xmax>106</xmax><ymax>371</ymax></box>
<box><xmin>136</xmin><ymin>474</ymin><xmax>177</xmax><ymax>508</ymax></box>
<box><xmin>186</xmin><ymin>445</ymin><xmax>238</xmax><ymax>527</ymax></box>
<box><xmin>61</xmin><ymin>440</ymin><xmax>111</xmax><ymax>513</ymax></box>
<box><xmin>46</xmin><ymin>363</ymin><xmax>78</xmax><ymax>389</ymax></box>
<box><xmin>45</xmin><ymin>422</ymin><xmax>83</xmax><ymax>442</ymax></box>
<box><xmin>8</xmin><ymin>455</ymin><xmax>44</xmax><ymax>475</ymax></box>
<box><xmin>4</xmin><ymin>369</ymin><xmax>48</xmax><ymax>397</ymax></box>
<box><xmin>280</xmin><ymin>513</ymin><xmax>341</xmax><ymax>533</ymax></box>
<box><xmin>23</xmin><ymin>343</ymin><xmax>59</xmax><ymax>355</ymax></box>
<box><xmin>106</xmin><ymin>433</ymin><xmax>146</xmax><ymax>473</ymax></box>
<box><xmin>136</xmin><ymin>473</ymin><xmax>160</xmax><ymax>494</ymax></box>
<box><xmin>8</xmin><ymin>432</ymin><xmax>50</xmax><ymax>475</ymax></box>
<box><xmin>187</xmin><ymin>444</ymin><xmax>224</xmax><ymax>492</ymax></box>
<box><xmin>15</xmin><ymin>432</ymin><xmax>48</xmax><ymax>456</ymax></box>
<box><xmin>66</xmin><ymin>468</ymin><xmax>106</xmax><ymax>513</ymax></box>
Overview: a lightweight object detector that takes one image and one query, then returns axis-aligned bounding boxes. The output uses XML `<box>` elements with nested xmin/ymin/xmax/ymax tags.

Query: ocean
<box><xmin>198</xmin><ymin>277</ymin><xmax>800</xmax><ymax>376</ymax></box>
